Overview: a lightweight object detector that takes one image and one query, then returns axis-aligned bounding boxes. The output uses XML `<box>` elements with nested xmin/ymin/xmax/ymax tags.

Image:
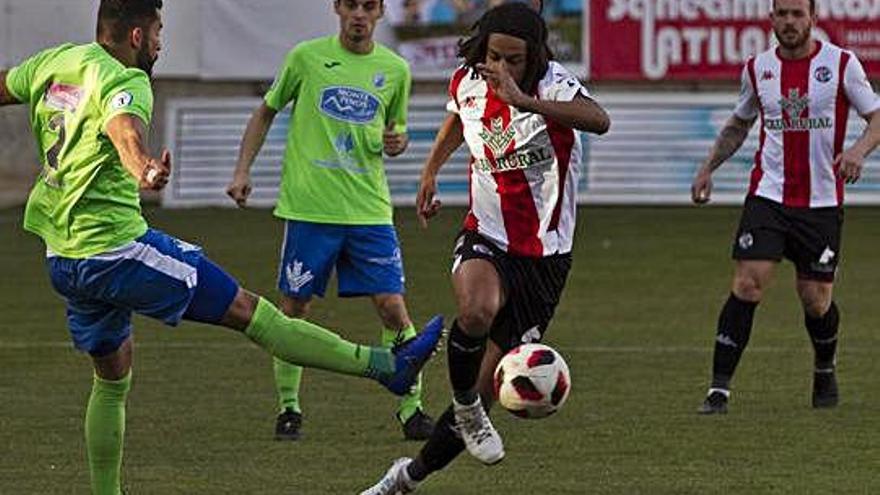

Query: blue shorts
<box><xmin>277</xmin><ymin>220</ymin><xmax>405</xmax><ymax>299</ymax></box>
<box><xmin>47</xmin><ymin>229</ymin><xmax>239</xmax><ymax>356</ymax></box>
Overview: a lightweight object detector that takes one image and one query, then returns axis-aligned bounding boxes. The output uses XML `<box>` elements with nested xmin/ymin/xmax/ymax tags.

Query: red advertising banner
<box><xmin>590</xmin><ymin>0</ymin><xmax>880</xmax><ymax>81</ymax></box>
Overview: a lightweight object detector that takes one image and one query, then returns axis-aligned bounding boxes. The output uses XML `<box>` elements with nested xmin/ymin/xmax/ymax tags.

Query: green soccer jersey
<box><xmin>7</xmin><ymin>43</ymin><xmax>153</xmax><ymax>258</ymax></box>
<box><xmin>6</xmin><ymin>43</ymin><xmax>153</xmax><ymax>258</ymax></box>
<box><xmin>264</xmin><ymin>35</ymin><xmax>411</xmax><ymax>225</ymax></box>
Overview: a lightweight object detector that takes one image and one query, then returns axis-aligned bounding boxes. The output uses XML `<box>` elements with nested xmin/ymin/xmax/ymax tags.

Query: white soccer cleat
<box><xmin>360</xmin><ymin>457</ymin><xmax>419</xmax><ymax>495</ymax></box>
<box><xmin>453</xmin><ymin>396</ymin><xmax>505</xmax><ymax>465</ymax></box>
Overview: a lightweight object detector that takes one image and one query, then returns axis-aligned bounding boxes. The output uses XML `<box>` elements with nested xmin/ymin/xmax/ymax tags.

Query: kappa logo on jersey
<box><xmin>767</xmin><ymin>88</ymin><xmax>832</xmax><ymax>132</ymax></box>
<box><xmin>110</xmin><ymin>91</ymin><xmax>134</xmax><ymax>110</ymax></box>
<box><xmin>814</xmin><ymin>66</ymin><xmax>833</xmax><ymax>83</ymax></box>
<box><xmin>460</xmin><ymin>96</ymin><xmax>483</xmax><ymax>120</ymax></box>
<box><xmin>44</xmin><ymin>82</ymin><xmax>84</xmax><ymax>112</ymax></box>
<box><xmin>479</xmin><ymin>118</ymin><xmax>516</xmax><ymax>156</ymax></box>
<box><xmin>285</xmin><ymin>260</ymin><xmax>314</xmax><ymax>293</ymax></box>
<box><xmin>319</xmin><ymin>86</ymin><xmax>380</xmax><ymax>124</ymax></box>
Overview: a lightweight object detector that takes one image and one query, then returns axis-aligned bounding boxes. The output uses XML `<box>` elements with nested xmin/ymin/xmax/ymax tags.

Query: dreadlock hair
<box><xmin>457</xmin><ymin>3</ymin><xmax>551</xmax><ymax>94</ymax></box>
<box><xmin>97</xmin><ymin>0</ymin><xmax>163</xmax><ymax>44</ymax></box>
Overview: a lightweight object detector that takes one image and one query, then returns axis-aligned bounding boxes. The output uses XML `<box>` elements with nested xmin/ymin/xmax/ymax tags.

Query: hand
<box><xmin>476</xmin><ymin>62</ymin><xmax>528</xmax><ymax>108</ymax></box>
<box><xmin>416</xmin><ymin>172</ymin><xmax>442</xmax><ymax>228</ymax></box>
<box><xmin>384</xmin><ymin>121</ymin><xmax>409</xmax><ymax>157</ymax></box>
<box><xmin>226</xmin><ymin>170</ymin><xmax>253</xmax><ymax>208</ymax></box>
<box><xmin>691</xmin><ymin>166</ymin><xmax>713</xmax><ymax>204</ymax></box>
<box><xmin>834</xmin><ymin>147</ymin><xmax>865</xmax><ymax>184</ymax></box>
<box><xmin>141</xmin><ymin>149</ymin><xmax>171</xmax><ymax>191</ymax></box>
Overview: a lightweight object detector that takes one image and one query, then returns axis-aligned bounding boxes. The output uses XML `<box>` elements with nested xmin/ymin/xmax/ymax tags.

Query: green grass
<box><xmin>1</xmin><ymin>206</ymin><xmax>879</xmax><ymax>494</ymax></box>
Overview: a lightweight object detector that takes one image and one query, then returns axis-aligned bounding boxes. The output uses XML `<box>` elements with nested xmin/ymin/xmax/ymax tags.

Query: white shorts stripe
<box><xmin>90</xmin><ymin>240</ymin><xmax>198</xmax><ymax>289</ymax></box>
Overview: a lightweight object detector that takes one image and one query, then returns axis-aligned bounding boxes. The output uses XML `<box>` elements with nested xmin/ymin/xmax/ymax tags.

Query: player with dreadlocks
<box><xmin>360</xmin><ymin>3</ymin><xmax>610</xmax><ymax>493</ymax></box>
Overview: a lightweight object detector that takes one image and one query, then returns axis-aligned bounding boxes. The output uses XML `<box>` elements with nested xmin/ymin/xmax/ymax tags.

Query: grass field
<box><xmin>1</xmin><ymin>205</ymin><xmax>879</xmax><ymax>494</ymax></box>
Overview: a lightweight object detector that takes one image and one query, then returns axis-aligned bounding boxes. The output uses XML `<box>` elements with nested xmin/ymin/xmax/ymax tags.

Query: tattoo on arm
<box><xmin>705</xmin><ymin>116</ymin><xmax>755</xmax><ymax>171</ymax></box>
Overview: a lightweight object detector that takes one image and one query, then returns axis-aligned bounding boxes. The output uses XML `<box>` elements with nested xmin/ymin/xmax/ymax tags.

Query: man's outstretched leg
<box><xmin>184</xmin><ymin>256</ymin><xmax>443</xmax><ymax>394</ymax></box>
<box><xmin>223</xmin><ymin>293</ymin><xmax>444</xmax><ymax>395</ymax></box>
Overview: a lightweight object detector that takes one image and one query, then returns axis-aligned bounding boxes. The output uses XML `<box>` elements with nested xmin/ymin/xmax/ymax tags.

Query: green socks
<box><xmin>85</xmin><ymin>371</ymin><xmax>131</xmax><ymax>495</ymax></box>
<box><xmin>383</xmin><ymin>325</ymin><xmax>424</xmax><ymax>423</ymax></box>
<box><xmin>246</xmin><ymin>297</ymin><xmax>392</xmax><ymax>378</ymax></box>
<box><xmin>273</xmin><ymin>358</ymin><xmax>303</xmax><ymax>414</ymax></box>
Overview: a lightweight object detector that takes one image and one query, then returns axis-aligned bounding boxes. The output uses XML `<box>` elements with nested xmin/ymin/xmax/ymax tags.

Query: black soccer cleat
<box><xmin>698</xmin><ymin>390</ymin><xmax>729</xmax><ymax>415</ymax></box>
<box><xmin>274</xmin><ymin>408</ymin><xmax>303</xmax><ymax>441</ymax></box>
<box><xmin>812</xmin><ymin>370</ymin><xmax>839</xmax><ymax>409</ymax></box>
<box><xmin>400</xmin><ymin>408</ymin><xmax>435</xmax><ymax>441</ymax></box>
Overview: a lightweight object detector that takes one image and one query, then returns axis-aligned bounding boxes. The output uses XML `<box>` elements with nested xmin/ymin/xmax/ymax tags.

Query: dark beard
<box><xmin>136</xmin><ymin>46</ymin><xmax>156</xmax><ymax>77</ymax></box>
<box><xmin>775</xmin><ymin>28</ymin><xmax>811</xmax><ymax>51</ymax></box>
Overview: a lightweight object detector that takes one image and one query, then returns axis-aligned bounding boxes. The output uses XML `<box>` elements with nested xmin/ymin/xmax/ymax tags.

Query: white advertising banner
<box><xmin>161</xmin><ymin>94</ymin><xmax>880</xmax><ymax>208</ymax></box>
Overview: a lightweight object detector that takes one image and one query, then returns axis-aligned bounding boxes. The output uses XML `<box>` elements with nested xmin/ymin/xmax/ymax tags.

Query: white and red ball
<box><xmin>493</xmin><ymin>343</ymin><xmax>571</xmax><ymax>419</ymax></box>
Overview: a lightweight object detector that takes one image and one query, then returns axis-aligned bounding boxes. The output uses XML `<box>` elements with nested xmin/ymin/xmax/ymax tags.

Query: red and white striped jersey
<box><xmin>734</xmin><ymin>41</ymin><xmax>880</xmax><ymax>208</ymax></box>
<box><xmin>447</xmin><ymin>62</ymin><xmax>588</xmax><ymax>257</ymax></box>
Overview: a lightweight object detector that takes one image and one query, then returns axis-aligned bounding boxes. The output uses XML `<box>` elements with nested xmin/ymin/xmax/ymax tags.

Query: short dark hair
<box><xmin>773</xmin><ymin>0</ymin><xmax>815</xmax><ymax>13</ymax></box>
<box><xmin>458</xmin><ymin>3</ymin><xmax>551</xmax><ymax>94</ymax></box>
<box><xmin>97</xmin><ymin>0</ymin><xmax>163</xmax><ymax>43</ymax></box>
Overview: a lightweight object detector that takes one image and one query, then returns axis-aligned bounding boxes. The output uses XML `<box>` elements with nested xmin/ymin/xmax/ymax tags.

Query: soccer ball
<box><xmin>493</xmin><ymin>343</ymin><xmax>571</xmax><ymax>419</ymax></box>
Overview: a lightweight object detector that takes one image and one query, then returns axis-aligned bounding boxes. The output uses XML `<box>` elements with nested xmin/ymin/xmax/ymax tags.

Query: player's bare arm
<box><xmin>836</xmin><ymin>109</ymin><xmax>880</xmax><ymax>184</ymax></box>
<box><xmin>691</xmin><ymin>114</ymin><xmax>756</xmax><ymax>204</ymax></box>
<box><xmin>0</xmin><ymin>71</ymin><xmax>21</xmax><ymax>106</ymax></box>
<box><xmin>416</xmin><ymin>113</ymin><xmax>464</xmax><ymax>228</ymax></box>
<box><xmin>227</xmin><ymin>102</ymin><xmax>278</xmax><ymax>207</ymax></box>
<box><xmin>476</xmin><ymin>63</ymin><xmax>610</xmax><ymax>134</ymax></box>
<box><xmin>384</xmin><ymin>120</ymin><xmax>409</xmax><ymax>157</ymax></box>
<box><xmin>105</xmin><ymin>113</ymin><xmax>170</xmax><ymax>190</ymax></box>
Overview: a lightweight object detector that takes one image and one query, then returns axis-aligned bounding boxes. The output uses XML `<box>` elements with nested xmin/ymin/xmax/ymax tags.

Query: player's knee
<box><xmin>457</xmin><ymin>306</ymin><xmax>495</xmax><ymax>335</ymax></box>
<box><xmin>800</xmin><ymin>293</ymin><xmax>832</xmax><ymax>318</ymax></box>
<box><xmin>732</xmin><ymin>275</ymin><xmax>764</xmax><ymax>302</ymax></box>
<box><xmin>91</xmin><ymin>338</ymin><xmax>132</xmax><ymax>381</ymax></box>
<box><xmin>219</xmin><ymin>289</ymin><xmax>259</xmax><ymax>331</ymax></box>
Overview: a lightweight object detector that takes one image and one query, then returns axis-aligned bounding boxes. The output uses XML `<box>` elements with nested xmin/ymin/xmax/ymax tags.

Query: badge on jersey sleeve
<box><xmin>110</xmin><ymin>91</ymin><xmax>134</xmax><ymax>110</ymax></box>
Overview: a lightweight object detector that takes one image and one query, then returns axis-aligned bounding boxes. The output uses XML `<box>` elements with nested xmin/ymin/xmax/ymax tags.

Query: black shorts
<box><xmin>732</xmin><ymin>196</ymin><xmax>843</xmax><ymax>282</ymax></box>
<box><xmin>452</xmin><ymin>230</ymin><xmax>572</xmax><ymax>352</ymax></box>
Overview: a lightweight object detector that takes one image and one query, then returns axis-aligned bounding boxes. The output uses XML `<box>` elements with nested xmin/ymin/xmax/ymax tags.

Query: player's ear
<box><xmin>130</xmin><ymin>26</ymin><xmax>144</xmax><ymax>51</ymax></box>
